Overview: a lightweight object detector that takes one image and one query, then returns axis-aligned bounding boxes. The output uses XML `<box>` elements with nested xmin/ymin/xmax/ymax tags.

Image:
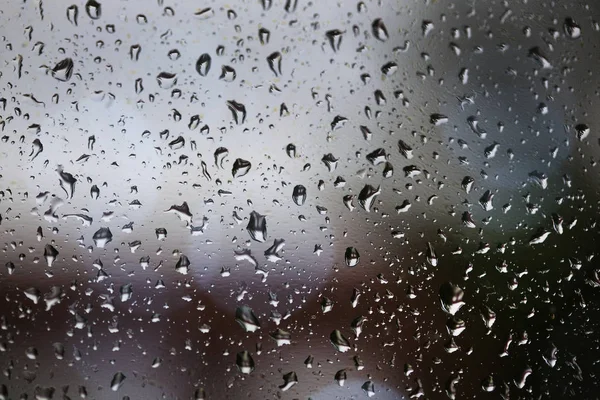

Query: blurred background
<box><xmin>0</xmin><ymin>0</ymin><xmax>599</xmax><ymax>399</ymax></box>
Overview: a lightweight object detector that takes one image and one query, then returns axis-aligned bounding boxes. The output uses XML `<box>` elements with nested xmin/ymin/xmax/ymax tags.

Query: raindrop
<box><xmin>236</xmin><ymin>351</ymin><xmax>255</xmax><ymax>374</ymax></box>
<box><xmin>85</xmin><ymin>0</ymin><xmax>101</xmax><ymax>19</ymax></box>
<box><xmin>258</xmin><ymin>27</ymin><xmax>271</xmax><ymax>44</ymax></box>
<box><xmin>232</xmin><ymin>158</ymin><xmax>251</xmax><ymax>178</ymax></box>
<box><xmin>156</xmin><ymin>72</ymin><xmax>177</xmax><ymax>89</ymax></box>
<box><xmin>219</xmin><ymin>65</ymin><xmax>236</xmax><ymax>82</ymax></box>
<box><xmin>175</xmin><ymin>255</ymin><xmax>191</xmax><ymax>274</ymax></box>
<box><xmin>362</xmin><ymin>381</ymin><xmax>375</xmax><ymax>397</ymax></box>
<box><xmin>279</xmin><ymin>372</ymin><xmax>298</xmax><ymax>391</ymax></box>
<box><xmin>358</xmin><ymin>184</ymin><xmax>380</xmax><ymax>212</ymax></box>
<box><xmin>247</xmin><ymin>211</ymin><xmax>267</xmax><ymax>242</ymax></box>
<box><xmin>30</xmin><ymin>139</ymin><xmax>43</xmax><ymax>160</ymax></box>
<box><xmin>267</xmin><ymin>52</ymin><xmax>282</xmax><ymax>76</ymax></box>
<box><xmin>130</xmin><ymin>44</ymin><xmax>141</xmax><ymax>61</ymax></box>
<box><xmin>564</xmin><ymin>18</ymin><xmax>581</xmax><ymax>39</ymax></box>
<box><xmin>345</xmin><ymin>247</ymin><xmax>360</xmax><ymax>267</ymax></box>
<box><xmin>92</xmin><ymin>227</ymin><xmax>113</xmax><ymax>248</ymax></box>
<box><xmin>110</xmin><ymin>372</ymin><xmax>126</xmax><ymax>391</ymax></box>
<box><xmin>227</xmin><ymin>100</ymin><xmax>247</xmax><ymax>124</ymax></box>
<box><xmin>235</xmin><ymin>306</ymin><xmax>260</xmax><ymax>332</ymax></box>
<box><xmin>575</xmin><ymin>124</ymin><xmax>590</xmax><ymax>140</ymax></box>
<box><xmin>322</xmin><ymin>153</ymin><xmax>339</xmax><ymax>172</ymax></box>
<box><xmin>195</xmin><ymin>53</ymin><xmax>211</xmax><ymax>76</ymax></box>
<box><xmin>372</xmin><ymin>18</ymin><xmax>389</xmax><ymax>41</ymax></box>
<box><xmin>286</xmin><ymin>143</ymin><xmax>296</xmax><ymax>158</ymax></box>
<box><xmin>326</xmin><ymin>29</ymin><xmax>343</xmax><ymax>51</ymax></box>
<box><xmin>51</xmin><ymin>58</ymin><xmax>74</xmax><ymax>82</ymax></box>
<box><xmin>66</xmin><ymin>5</ymin><xmax>78</xmax><ymax>25</ymax></box>
<box><xmin>292</xmin><ymin>185</ymin><xmax>307</xmax><ymax>206</ymax></box>
<box><xmin>330</xmin><ymin>330</ymin><xmax>351</xmax><ymax>352</ymax></box>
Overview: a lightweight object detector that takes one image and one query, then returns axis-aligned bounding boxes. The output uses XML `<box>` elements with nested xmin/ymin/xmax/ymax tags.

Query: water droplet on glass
<box><xmin>345</xmin><ymin>247</ymin><xmax>360</xmax><ymax>267</ymax></box>
<box><xmin>267</xmin><ymin>52</ymin><xmax>282</xmax><ymax>76</ymax></box>
<box><xmin>30</xmin><ymin>139</ymin><xmax>43</xmax><ymax>160</ymax></box>
<box><xmin>57</xmin><ymin>166</ymin><xmax>76</xmax><ymax>198</ymax></box>
<box><xmin>92</xmin><ymin>227</ymin><xmax>113</xmax><ymax>248</ymax></box>
<box><xmin>232</xmin><ymin>158</ymin><xmax>251</xmax><ymax>178</ymax></box>
<box><xmin>247</xmin><ymin>211</ymin><xmax>267</xmax><ymax>242</ymax></box>
<box><xmin>279</xmin><ymin>371</ymin><xmax>298</xmax><ymax>391</ymax></box>
<box><xmin>196</xmin><ymin>53</ymin><xmax>211</xmax><ymax>76</ymax></box>
<box><xmin>270</xmin><ymin>328</ymin><xmax>291</xmax><ymax>346</ymax></box>
<box><xmin>227</xmin><ymin>100</ymin><xmax>247</xmax><ymax>124</ymax></box>
<box><xmin>214</xmin><ymin>147</ymin><xmax>229</xmax><ymax>168</ymax></box>
<box><xmin>362</xmin><ymin>381</ymin><xmax>375</xmax><ymax>397</ymax></box>
<box><xmin>129</xmin><ymin>44</ymin><xmax>141</xmax><ymax>61</ymax></box>
<box><xmin>430</xmin><ymin>113</ymin><xmax>448</xmax><ymax>126</ymax></box>
<box><xmin>330</xmin><ymin>330</ymin><xmax>351</xmax><ymax>352</ymax></box>
<box><xmin>85</xmin><ymin>0</ymin><xmax>101</xmax><ymax>20</ymax></box>
<box><xmin>439</xmin><ymin>282</ymin><xmax>465</xmax><ymax>315</ymax></box>
<box><xmin>326</xmin><ymin>29</ymin><xmax>343</xmax><ymax>51</ymax></box>
<box><xmin>235</xmin><ymin>306</ymin><xmax>260</xmax><ymax>332</ymax></box>
<box><xmin>358</xmin><ymin>184</ymin><xmax>380</xmax><ymax>212</ymax></box>
<box><xmin>219</xmin><ymin>65</ymin><xmax>236</xmax><ymax>82</ymax></box>
<box><xmin>52</xmin><ymin>58</ymin><xmax>74</xmax><ymax>82</ymax></box>
<box><xmin>426</xmin><ymin>242</ymin><xmax>438</xmax><ymax>266</ymax></box>
<box><xmin>258</xmin><ymin>27</ymin><xmax>271</xmax><ymax>45</ymax></box>
<box><xmin>366</xmin><ymin>148</ymin><xmax>386</xmax><ymax>165</ymax></box>
<box><xmin>66</xmin><ymin>5</ymin><xmax>78</xmax><ymax>25</ymax></box>
<box><xmin>286</xmin><ymin>143</ymin><xmax>296</xmax><ymax>158</ymax></box>
<box><xmin>175</xmin><ymin>255</ymin><xmax>191</xmax><ymax>274</ymax></box>
<box><xmin>528</xmin><ymin>47</ymin><xmax>552</xmax><ymax>69</ymax></box>
<box><xmin>156</xmin><ymin>72</ymin><xmax>177</xmax><ymax>89</ymax></box>
<box><xmin>322</xmin><ymin>153</ymin><xmax>339</xmax><ymax>172</ymax></box>
<box><xmin>236</xmin><ymin>351</ymin><xmax>255</xmax><ymax>374</ymax></box>
<box><xmin>372</xmin><ymin>18</ymin><xmax>389</xmax><ymax>41</ymax></box>
<box><xmin>575</xmin><ymin>123</ymin><xmax>589</xmax><ymax>140</ymax></box>
<box><xmin>292</xmin><ymin>185</ymin><xmax>306</xmax><ymax>206</ymax></box>
<box><xmin>110</xmin><ymin>372</ymin><xmax>126</xmax><ymax>391</ymax></box>
<box><xmin>564</xmin><ymin>18</ymin><xmax>581</xmax><ymax>39</ymax></box>
<box><xmin>165</xmin><ymin>202</ymin><xmax>193</xmax><ymax>224</ymax></box>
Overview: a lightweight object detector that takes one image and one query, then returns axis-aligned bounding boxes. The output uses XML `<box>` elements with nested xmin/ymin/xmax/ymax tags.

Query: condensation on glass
<box><xmin>0</xmin><ymin>0</ymin><xmax>598</xmax><ymax>399</ymax></box>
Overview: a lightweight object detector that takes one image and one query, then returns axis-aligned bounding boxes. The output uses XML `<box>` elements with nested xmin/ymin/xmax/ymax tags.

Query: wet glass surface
<box><xmin>0</xmin><ymin>1</ymin><xmax>599</xmax><ymax>399</ymax></box>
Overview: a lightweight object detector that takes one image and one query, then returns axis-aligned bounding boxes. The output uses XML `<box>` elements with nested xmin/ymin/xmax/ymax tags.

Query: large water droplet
<box><xmin>372</xmin><ymin>18</ymin><xmax>389</xmax><ymax>41</ymax></box>
<box><xmin>564</xmin><ymin>18</ymin><xmax>581</xmax><ymax>39</ymax></box>
<box><xmin>92</xmin><ymin>227</ymin><xmax>113</xmax><ymax>248</ymax></box>
<box><xmin>85</xmin><ymin>0</ymin><xmax>101</xmax><ymax>20</ymax></box>
<box><xmin>267</xmin><ymin>52</ymin><xmax>282</xmax><ymax>76</ymax></box>
<box><xmin>292</xmin><ymin>185</ymin><xmax>307</xmax><ymax>206</ymax></box>
<box><xmin>66</xmin><ymin>5</ymin><xmax>78</xmax><ymax>25</ymax></box>
<box><xmin>247</xmin><ymin>211</ymin><xmax>267</xmax><ymax>242</ymax></box>
<box><xmin>110</xmin><ymin>372</ymin><xmax>126</xmax><ymax>391</ymax></box>
<box><xmin>236</xmin><ymin>351</ymin><xmax>255</xmax><ymax>374</ymax></box>
<box><xmin>235</xmin><ymin>306</ymin><xmax>261</xmax><ymax>332</ymax></box>
<box><xmin>330</xmin><ymin>330</ymin><xmax>351</xmax><ymax>352</ymax></box>
<box><xmin>345</xmin><ymin>247</ymin><xmax>360</xmax><ymax>267</ymax></box>
<box><xmin>195</xmin><ymin>53</ymin><xmax>211</xmax><ymax>76</ymax></box>
<box><xmin>51</xmin><ymin>58</ymin><xmax>74</xmax><ymax>82</ymax></box>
